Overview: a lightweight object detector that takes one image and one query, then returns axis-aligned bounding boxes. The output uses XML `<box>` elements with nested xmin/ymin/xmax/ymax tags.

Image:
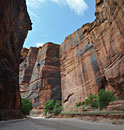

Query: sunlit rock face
<box><xmin>0</xmin><ymin>0</ymin><xmax>32</xmax><ymax>120</ymax></box>
<box><xmin>106</xmin><ymin>100</ymin><xmax>124</xmax><ymax>111</ymax></box>
<box><xmin>60</xmin><ymin>24</ymin><xmax>103</xmax><ymax>111</ymax></box>
<box><xmin>20</xmin><ymin>43</ymin><xmax>61</xmax><ymax>114</ymax></box>
<box><xmin>93</xmin><ymin>0</ymin><xmax>124</xmax><ymax>97</ymax></box>
<box><xmin>20</xmin><ymin>0</ymin><xmax>124</xmax><ymax>112</ymax></box>
<box><xmin>20</xmin><ymin>47</ymin><xmax>38</xmax><ymax>92</ymax></box>
<box><xmin>60</xmin><ymin>0</ymin><xmax>124</xmax><ymax>111</ymax></box>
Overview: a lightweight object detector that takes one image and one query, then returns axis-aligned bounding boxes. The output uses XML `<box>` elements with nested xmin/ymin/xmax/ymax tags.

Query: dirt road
<box><xmin>0</xmin><ymin>118</ymin><xmax>124</xmax><ymax>130</ymax></box>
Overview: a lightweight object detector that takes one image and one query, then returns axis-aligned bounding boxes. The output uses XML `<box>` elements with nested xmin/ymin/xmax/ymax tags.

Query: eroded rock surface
<box><xmin>20</xmin><ymin>0</ymin><xmax>124</xmax><ymax>112</ymax></box>
<box><xmin>20</xmin><ymin>47</ymin><xmax>38</xmax><ymax>92</ymax></box>
<box><xmin>0</xmin><ymin>0</ymin><xmax>31</xmax><ymax>120</ymax></box>
<box><xmin>106</xmin><ymin>100</ymin><xmax>124</xmax><ymax>111</ymax></box>
<box><xmin>20</xmin><ymin>43</ymin><xmax>61</xmax><ymax>113</ymax></box>
<box><xmin>60</xmin><ymin>0</ymin><xmax>124</xmax><ymax>111</ymax></box>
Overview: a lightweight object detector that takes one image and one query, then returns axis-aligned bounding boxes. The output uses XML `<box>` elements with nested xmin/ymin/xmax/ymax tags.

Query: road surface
<box><xmin>0</xmin><ymin>118</ymin><xmax>124</xmax><ymax>130</ymax></box>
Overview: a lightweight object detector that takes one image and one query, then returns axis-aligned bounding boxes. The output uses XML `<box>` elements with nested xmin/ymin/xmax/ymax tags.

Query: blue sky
<box><xmin>24</xmin><ymin>0</ymin><xmax>96</xmax><ymax>48</ymax></box>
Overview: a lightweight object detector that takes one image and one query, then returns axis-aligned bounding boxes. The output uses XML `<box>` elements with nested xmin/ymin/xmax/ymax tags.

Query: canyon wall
<box><xmin>20</xmin><ymin>0</ymin><xmax>124</xmax><ymax>112</ymax></box>
<box><xmin>20</xmin><ymin>43</ymin><xmax>61</xmax><ymax>114</ymax></box>
<box><xmin>0</xmin><ymin>0</ymin><xmax>31</xmax><ymax>120</ymax></box>
<box><xmin>60</xmin><ymin>26</ymin><xmax>103</xmax><ymax>110</ymax></box>
<box><xmin>60</xmin><ymin>0</ymin><xmax>124</xmax><ymax>111</ymax></box>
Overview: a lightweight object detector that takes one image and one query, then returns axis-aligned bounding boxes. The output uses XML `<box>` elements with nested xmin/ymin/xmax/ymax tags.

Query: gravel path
<box><xmin>0</xmin><ymin>118</ymin><xmax>124</xmax><ymax>130</ymax></box>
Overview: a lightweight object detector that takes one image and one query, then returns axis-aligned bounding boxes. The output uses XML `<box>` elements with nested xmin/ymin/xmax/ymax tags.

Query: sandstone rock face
<box><xmin>19</xmin><ymin>0</ymin><xmax>124</xmax><ymax>112</ymax></box>
<box><xmin>20</xmin><ymin>47</ymin><xmax>38</xmax><ymax>92</ymax></box>
<box><xmin>60</xmin><ymin>25</ymin><xmax>104</xmax><ymax>111</ymax></box>
<box><xmin>0</xmin><ymin>0</ymin><xmax>31</xmax><ymax>120</ymax></box>
<box><xmin>20</xmin><ymin>48</ymin><xmax>29</xmax><ymax>63</ymax></box>
<box><xmin>60</xmin><ymin>0</ymin><xmax>124</xmax><ymax>111</ymax></box>
<box><xmin>93</xmin><ymin>0</ymin><xmax>124</xmax><ymax>97</ymax></box>
<box><xmin>20</xmin><ymin>43</ymin><xmax>61</xmax><ymax>112</ymax></box>
<box><xmin>106</xmin><ymin>101</ymin><xmax>124</xmax><ymax>111</ymax></box>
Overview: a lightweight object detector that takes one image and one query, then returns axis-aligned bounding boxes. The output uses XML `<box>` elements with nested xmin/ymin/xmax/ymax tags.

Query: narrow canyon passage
<box><xmin>19</xmin><ymin>0</ymin><xmax>124</xmax><ymax>113</ymax></box>
<box><xmin>1</xmin><ymin>0</ymin><xmax>124</xmax><ymax>122</ymax></box>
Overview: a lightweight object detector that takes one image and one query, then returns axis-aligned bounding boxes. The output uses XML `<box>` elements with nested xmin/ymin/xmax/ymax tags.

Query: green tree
<box><xmin>84</xmin><ymin>94</ymin><xmax>98</xmax><ymax>108</ymax></box>
<box><xmin>53</xmin><ymin>101</ymin><xmax>63</xmax><ymax>115</ymax></box>
<box><xmin>21</xmin><ymin>98</ymin><xmax>32</xmax><ymax>116</ymax></box>
<box><xmin>76</xmin><ymin>90</ymin><xmax>118</xmax><ymax>110</ymax></box>
<box><xmin>44</xmin><ymin>100</ymin><xmax>54</xmax><ymax>115</ymax></box>
<box><xmin>44</xmin><ymin>100</ymin><xmax>62</xmax><ymax>115</ymax></box>
<box><xmin>98</xmin><ymin>89</ymin><xmax>118</xmax><ymax>110</ymax></box>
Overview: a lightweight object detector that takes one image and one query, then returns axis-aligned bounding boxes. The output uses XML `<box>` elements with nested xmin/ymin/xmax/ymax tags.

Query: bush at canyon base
<box><xmin>44</xmin><ymin>100</ymin><xmax>62</xmax><ymax>115</ymax></box>
<box><xmin>76</xmin><ymin>90</ymin><xmax>118</xmax><ymax>110</ymax></box>
<box><xmin>21</xmin><ymin>98</ymin><xmax>32</xmax><ymax>116</ymax></box>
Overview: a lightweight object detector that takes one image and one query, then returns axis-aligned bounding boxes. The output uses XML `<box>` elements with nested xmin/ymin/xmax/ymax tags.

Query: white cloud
<box><xmin>51</xmin><ymin>0</ymin><xmax>88</xmax><ymax>15</ymax></box>
<box><xmin>35</xmin><ymin>43</ymin><xmax>44</xmax><ymax>47</ymax></box>
<box><xmin>29</xmin><ymin>10</ymin><xmax>41</xmax><ymax>23</ymax></box>
<box><xmin>51</xmin><ymin>0</ymin><xmax>66</xmax><ymax>6</ymax></box>
<box><xmin>26</xmin><ymin>0</ymin><xmax>88</xmax><ymax>15</ymax></box>
<box><xmin>66</xmin><ymin>0</ymin><xmax>88</xmax><ymax>15</ymax></box>
<box><xmin>26</xmin><ymin>0</ymin><xmax>45</xmax><ymax>8</ymax></box>
<box><xmin>51</xmin><ymin>0</ymin><xmax>60</xmax><ymax>4</ymax></box>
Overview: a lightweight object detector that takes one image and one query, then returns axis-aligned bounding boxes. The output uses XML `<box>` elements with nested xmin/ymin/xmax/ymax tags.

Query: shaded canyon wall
<box><xmin>0</xmin><ymin>0</ymin><xmax>32</xmax><ymax>120</ymax></box>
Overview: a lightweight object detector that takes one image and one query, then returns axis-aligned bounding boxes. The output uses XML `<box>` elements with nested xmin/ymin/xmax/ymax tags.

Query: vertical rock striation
<box><xmin>20</xmin><ymin>0</ymin><xmax>124</xmax><ymax>112</ymax></box>
<box><xmin>0</xmin><ymin>0</ymin><xmax>32</xmax><ymax>120</ymax></box>
<box><xmin>92</xmin><ymin>0</ymin><xmax>124</xmax><ymax>97</ymax></box>
<box><xmin>60</xmin><ymin>24</ymin><xmax>104</xmax><ymax>111</ymax></box>
<box><xmin>20</xmin><ymin>43</ymin><xmax>61</xmax><ymax>114</ymax></box>
<box><xmin>20</xmin><ymin>47</ymin><xmax>38</xmax><ymax>92</ymax></box>
<box><xmin>60</xmin><ymin>0</ymin><xmax>124</xmax><ymax>111</ymax></box>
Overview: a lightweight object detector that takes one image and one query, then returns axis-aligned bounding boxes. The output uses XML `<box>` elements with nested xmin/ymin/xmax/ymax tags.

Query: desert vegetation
<box><xmin>44</xmin><ymin>100</ymin><xmax>63</xmax><ymax>115</ymax></box>
<box><xmin>21</xmin><ymin>98</ymin><xmax>32</xmax><ymax>116</ymax></box>
<box><xmin>76</xmin><ymin>89</ymin><xmax>118</xmax><ymax>110</ymax></box>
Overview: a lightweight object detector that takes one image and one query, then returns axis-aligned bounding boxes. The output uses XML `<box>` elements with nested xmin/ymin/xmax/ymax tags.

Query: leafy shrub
<box><xmin>44</xmin><ymin>100</ymin><xmax>62</xmax><ymax>115</ymax></box>
<box><xmin>21</xmin><ymin>98</ymin><xmax>32</xmax><ymax>116</ymax></box>
<box><xmin>98</xmin><ymin>89</ymin><xmax>118</xmax><ymax>110</ymax></box>
<box><xmin>54</xmin><ymin>100</ymin><xmax>61</xmax><ymax>109</ymax></box>
<box><xmin>76</xmin><ymin>90</ymin><xmax>118</xmax><ymax>111</ymax></box>
<box><xmin>44</xmin><ymin>100</ymin><xmax>54</xmax><ymax>115</ymax></box>
<box><xmin>53</xmin><ymin>101</ymin><xmax>63</xmax><ymax>115</ymax></box>
<box><xmin>84</xmin><ymin>94</ymin><xmax>98</xmax><ymax>108</ymax></box>
<box><xmin>76</xmin><ymin>102</ymin><xmax>84</xmax><ymax>107</ymax></box>
<box><xmin>53</xmin><ymin>106</ymin><xmax>63</xmax><ymax>115</ymax></box>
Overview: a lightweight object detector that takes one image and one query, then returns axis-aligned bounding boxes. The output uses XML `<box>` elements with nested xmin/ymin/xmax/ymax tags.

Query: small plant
<box><xmin>44</xmin><ymin>100</ymin><xmax>62</xmax><ymax>115</ymax></box>
<box><xmin>44</xmin><ymin>100</ymin><xmax>54</xmax><ymax>115</ymax></box>
<box><xmin>98</xmin><ymin>89</ymin><xmax>118</xmax><ymax>110</ymax></box>
<box><xmin>84</xmin><ymin>94</ymin><xmax>98</xmax><ymax>108</ymax></box>
<box><xmin>21</xmin><ymin>98</ymin><xmax>32</xmax><ymax>116</ymax></box>
<box><xmin>76</xmin><ymin>102</ymin><xmax>84</xmax><ymax>107</ymax></box>
<box><xmin>53</xmin><ymin>100</ymin><xmax>63</xmax><ymax>115</ymax></box>
<box><xmin>79</xmin><ymin>90</ymin><xmax>118</xmax><ymax>110</ymax></box>
<box><xmin>53</xmin><ymin>106</ymin><xmax>63</xmax><ymax>115</ymax></box>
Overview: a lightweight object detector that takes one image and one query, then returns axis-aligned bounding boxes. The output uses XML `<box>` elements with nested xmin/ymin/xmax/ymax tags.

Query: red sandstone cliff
<box><xmin>20</xmin><ymin>0</ymin><xmax>124</xmax><ymax>112</ymax></box>
<box><xmin>19</xmin><ymin>43</ymin><xmax>61</xmax><ymax>114</ymax></box>
<box><xmin>0</xmin><ymin>0</ymin><xmax>32</xmax><ymax>120</ymax></box>
<box><xmin>60</xmin><ymin>0</ymin><xmax>124</xmax><ymax>111</ymax></box>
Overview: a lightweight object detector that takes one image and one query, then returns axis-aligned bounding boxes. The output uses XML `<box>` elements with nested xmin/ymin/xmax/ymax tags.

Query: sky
<box><xmin>24</xmin><ymin>0</ymin><xmax>96</xmax><ymax>48</ymax></box>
